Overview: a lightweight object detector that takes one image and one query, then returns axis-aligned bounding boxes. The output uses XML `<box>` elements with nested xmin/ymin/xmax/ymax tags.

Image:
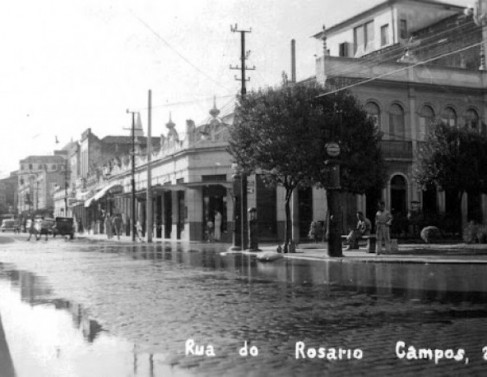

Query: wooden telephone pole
<box><xmin>230</xmin><ymin>24</ymin><xmax>255</xmax><ymax>250</ymax></box>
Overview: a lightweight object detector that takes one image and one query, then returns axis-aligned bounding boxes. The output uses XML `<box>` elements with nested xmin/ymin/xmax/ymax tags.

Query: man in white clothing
<box><xmin>375</xmin><ymin>201</ymin><xmax>393</xmax><ymax>255</ymax></box>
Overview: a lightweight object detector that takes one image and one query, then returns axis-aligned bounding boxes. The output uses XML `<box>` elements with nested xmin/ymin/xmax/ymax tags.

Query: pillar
<box><xmin>171</xmin><ymin>191</ymin><xmax>178</xmax><ymax>240</ymax></box>
<box><xmin>291</xmin><ymin>190</ymin><xmax>299</xmax><ymax>244</ymax></box>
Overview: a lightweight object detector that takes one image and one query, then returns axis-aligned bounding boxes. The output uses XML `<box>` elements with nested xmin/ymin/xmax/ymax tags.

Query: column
<box><xmin>171</xmin><ymin>191</ymin><xmax>178</xmax><ymax>240</ymax></box>
<box><xmin>186</xmin><ymin>188</ymin><xmax>203</xmax><ymax>241</ymax></box>
<box><xmin>291</xmin><ymin>190</ymin><xmax>299</xmax><ymax>244</ymax></box>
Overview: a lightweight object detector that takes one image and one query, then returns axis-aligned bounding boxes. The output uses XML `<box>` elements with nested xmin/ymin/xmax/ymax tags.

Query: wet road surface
<box><xmin>1</xmin><ymin>235</ymin><xmax>487</xmax><ymax>376</ymax></box>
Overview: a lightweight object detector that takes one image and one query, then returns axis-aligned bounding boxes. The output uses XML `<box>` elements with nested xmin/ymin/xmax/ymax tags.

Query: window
<box><xmin>339</xmin><ymin>42</ymin><xmax>349</xmax><ymax>57</ymax></box>
<box><xmin>28</xmin><ymin>164</ymin><xmax>33</xmax><ymax>170</ymax></box>
<box><xmin>365</xmin><ymin>102</ymin><xmax>381</xmax><ymax>128</ymax></box>
<box><xmin>381</xmin><ymin>24</ymin><xmax>389</xmax><ymax>46</ymax></box>
<box><xmin>52</xmin><ymin>164</ymin><xmax>57</xmax><ymax>170</ymax></box>
<box><xmin>365</xmin><ymin>21</ymin><xmax>374</xmax><ymax>50</ymax></box>
<box><xmin>400</xmin><ymin>19</ymin><xmax>408</xmax><ymax>39</ymax></box>
<box><xmin>465</xmin><ymin>109</ymin><xmax>479</xmax><ymax>131</ymax></box>
<box><xmin>354</xmin><ymin>25</ymin><xmax>365</xmax><ymax>54</ymax></box>
<box><xmin>354</xmin><ymin>21</ymin><xmax>374</xmax><ymax>55</ymax></box>
<box><xmin>389</xmin><ymin>104</ymin><xmax>405</xmax><ymax>139</ymax></box>
<box><xmin>441</xmin><ymin>107</ymin><xmax>457</xmax><ymax>127</ymax></box>
<box><xmin>418</xmin><ymin>105</ymin><xmax>435</xmax><ymax>140</ymax></box>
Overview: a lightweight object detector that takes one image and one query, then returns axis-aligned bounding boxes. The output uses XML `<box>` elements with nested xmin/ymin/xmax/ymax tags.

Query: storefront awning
<box><xmin>84</xmin><ymin>183</ymin><xmax>123</xmax><ymax>207</ymax></box>
<box><xmin>184</xmin><ymin>181</ymin><xmax>232</xmax><ymax>189</ymax></box>
<box><xmin>152</xmin><ymin>184</ymin><xmax>187</xmax><ymax>192</ymax></box>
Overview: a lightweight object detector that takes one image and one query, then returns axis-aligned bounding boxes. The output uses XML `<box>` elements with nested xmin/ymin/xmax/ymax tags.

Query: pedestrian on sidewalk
<box><xmin>135</xmin><ymin>220</ymin><xmax>144</xmax><ymax>242</ymax></box>
<box><xmin>375</xmin><ymin>201</ymin><xmax>393</xmax><ymax>255</ymax></box>
<box><xmin>112</xmin><ymin>214</ymin><xmax>123</xmax><ymax>240</ymax></box>
<box><xmin>26</xmin><ymin>217</ymin><xmax>39</xmax><ymax>241</ymax></box>
<box><xmin>214</xmin><ymin>210</ymin><xmax>222</xmax><ymax>241</ymax></box>
<box><xmin>346</xmin><ymin>211</ymin><xmax>372</xmax><ymax>250</ymax></box>
<box><xmin>104</xmin><ymin>214</ymin><xmax>113</xmax><ymax>239</ymax></box>
<box><xmin>206</xmin><ymin>218</ymin><xmax>214</xmax><ymax>242</ymax></box>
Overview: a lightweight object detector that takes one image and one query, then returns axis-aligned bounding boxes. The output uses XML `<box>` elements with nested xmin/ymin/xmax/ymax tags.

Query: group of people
<box><xmin>345</xmin><ymin>201</ymin><xmax>393</xmax><ymax>254</ymax></box>
<box><xmin>103</xmin><ymin>213</ymin><xmax>124</xmax><ymax>240</ymax></box>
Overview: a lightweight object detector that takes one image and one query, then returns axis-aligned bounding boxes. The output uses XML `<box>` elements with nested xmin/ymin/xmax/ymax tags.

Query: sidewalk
<box><xmin>257</xmin><ymin>242</ymin><xmax>487</xmax><ymax>264</ymax></box>
<box><xmin>76</xmin><ymin>233</ymin><xmax>487</xmax><ymax>264</ymax></box>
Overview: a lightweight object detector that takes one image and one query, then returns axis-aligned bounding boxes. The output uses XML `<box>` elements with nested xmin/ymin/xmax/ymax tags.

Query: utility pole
<box><xmin>230</xmin><ymin>24</ymin><xmax>255</xmax><ymax>250</ymax></box>
<box><xmin>146</xmin><ymin>90</ymin><xmax>153</xmax><ymax>243</ymax></box>
<box><xmin>64</xmin><ymin>158</ymin><xmax>69</xmax><ymax>215</ymax></box>
<box><xmin>126</xmin><ymin>110</ymin><xmax>137</xmax><ymax>242</ymax></box>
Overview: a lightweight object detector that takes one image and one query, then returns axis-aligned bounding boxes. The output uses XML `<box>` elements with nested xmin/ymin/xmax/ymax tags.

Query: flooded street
<box><xmin>1</xmin><ymin>236</ymin><xmax>487</xmax><ymax>376</ymax></box>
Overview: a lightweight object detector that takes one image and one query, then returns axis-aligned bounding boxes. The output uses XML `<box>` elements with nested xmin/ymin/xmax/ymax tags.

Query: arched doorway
<box><xmin>390</xmin><ymin>175</ymin><xmax>407</xmax><ymax>214</ymax></box>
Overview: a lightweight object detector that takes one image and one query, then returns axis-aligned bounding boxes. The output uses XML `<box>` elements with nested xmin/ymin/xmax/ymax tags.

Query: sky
<box><xmin>0</xmin><ymin>0</ymin><xmax>473</xmax><ymax>178</ymax></box>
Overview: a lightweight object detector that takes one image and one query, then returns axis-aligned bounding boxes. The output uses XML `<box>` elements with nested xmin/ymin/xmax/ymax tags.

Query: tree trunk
<box><xmin>284</xmin><ymin>191</ymin><xmax>292</xmax><ymax>253</ymax></box>
<box><xmin>458</xmin><ymin>191</ymin><xmax>465</xmax><ymax>236</ymax></box>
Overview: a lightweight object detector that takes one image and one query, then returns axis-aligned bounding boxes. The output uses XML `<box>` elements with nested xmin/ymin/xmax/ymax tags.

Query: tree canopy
<box><xmin>415</xmin><ymin>121</ymin><xmax>487</xmax><ymax>195</ymax></box>
<box><xmin>228</xmin><ymin>83</ymin><xmax>386</xmax><ymax>194</ymax></box>
<box><xmin>228</xmin><ymin>82</ymin><xmax>386</xmax><ymax>249</ymax></box>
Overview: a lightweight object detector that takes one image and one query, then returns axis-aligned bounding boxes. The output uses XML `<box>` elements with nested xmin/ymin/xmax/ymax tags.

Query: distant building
<box><xmin>17</xmin><ymin>154</ymin><xmax>67</xmax><ymax>215</ymax></box>
<box><xmin>53</xmin><ymin>128</ymin><xmax>160</xmax><ymax>220</ymax></box>
<box><xmin>0</xmin><ymin>171</ymin><xmax>18</xmax><ymax>216</ymax></box>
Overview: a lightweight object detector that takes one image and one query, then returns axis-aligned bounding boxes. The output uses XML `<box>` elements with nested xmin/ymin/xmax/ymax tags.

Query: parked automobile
<box><xmin>52</xmin><ymin>217</ymin><xmax>75</xmax><ymax>239</ymax></box>
<box><xmin>0</xmin><ymin>219</ymin><xmax>20</xmax><ymax>233</ymax></box>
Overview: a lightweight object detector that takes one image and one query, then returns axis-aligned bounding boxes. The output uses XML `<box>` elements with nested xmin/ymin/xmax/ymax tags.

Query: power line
<box><xmin>128</xmin><ymin>9</ymin><xmax>234</xmax><ymax>94</ymax></box>
<box><xmin>133</xmin><ymin>94</ymin><xmax>235</xmax><ymax>113</ymax></box>
<box><xmin>318</xmin><ymin>40</ymin><xmax>484</xmax><ymax>98</ymax></box>
<box><xmin>325</xmin><ymin>20</ymin><xmax>479</xmax><ymax>79</ymax></box>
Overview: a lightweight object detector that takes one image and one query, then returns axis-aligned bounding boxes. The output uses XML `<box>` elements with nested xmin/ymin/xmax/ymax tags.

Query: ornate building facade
<box><xmin>312</xmin><ymin>0</ymin><xmax>487</xmax><ymax>233</ymax></box>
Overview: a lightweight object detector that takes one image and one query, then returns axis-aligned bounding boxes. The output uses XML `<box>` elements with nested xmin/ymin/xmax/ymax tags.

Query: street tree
<box><xmin>229</xmin><ymin>82</ymin><xmax>325</xmax><ymax>252</ymax></box>
<box><xmin>415</xmin><ymin>121</ymin><xmax>487</xmax><ymax>231</ymax></box>
<box><xmin>229</xmin><ymin>82</ymin><xmax>386</xmax><ymax>253</ymax></box>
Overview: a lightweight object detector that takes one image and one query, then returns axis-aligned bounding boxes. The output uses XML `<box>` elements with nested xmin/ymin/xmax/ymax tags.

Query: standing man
<box><xmin>376</xmin><ymin>201</ymin><xmax>393</xmax><ymax>255</ymax></box>
<box><xmin>214</xmin><ymin>210</ymin><xmax>222</xmax><ymax>241</ymax></box>
<box><xmin>112</xmin><ymin>214</ymin><xmax>123</xmax><ymax>240</ymax></box>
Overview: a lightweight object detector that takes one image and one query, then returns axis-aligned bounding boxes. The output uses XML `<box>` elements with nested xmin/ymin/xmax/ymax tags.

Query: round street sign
<box><xmin>325</xmin><ymin>142</ymin><xmax>340</xmax><ymax>157</ymax></box>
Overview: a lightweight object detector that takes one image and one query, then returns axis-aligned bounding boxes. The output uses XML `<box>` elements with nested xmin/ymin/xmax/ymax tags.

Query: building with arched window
<box><xmin>315</xmin><ymin>0</ymin><xmax>487</xmax><ymax>233</ymax></box>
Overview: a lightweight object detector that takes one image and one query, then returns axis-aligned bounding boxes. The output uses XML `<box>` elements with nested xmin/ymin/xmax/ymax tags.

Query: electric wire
<box><xmin>128</xmin><ymin>9</ymin><xmax>234</xmax><ymax>95</ymax></box>
<box><xmin>324</xmin><ymin>20</ymin><xmax>479</xmax><ymax>79</ymax></box>
<box><xmin>318</xmin><ymin>40</ymin><xmax>484</xmax><ymax>98</ymax></box>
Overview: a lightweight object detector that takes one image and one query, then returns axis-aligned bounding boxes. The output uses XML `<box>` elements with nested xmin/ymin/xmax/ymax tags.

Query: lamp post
<box><xmin>64</xmin><ymin>158</ymin><xmax>69</xmax><ymax>216</ymax></box>
<box><xmin>247</xmin><ymin>207</ymin><xmax>260</xmax><ymax>251</ymax></box>
<box><xmin>324</xmin><ymin>104</ymin><xmax>343</xmax><ymax>257</ymax></box>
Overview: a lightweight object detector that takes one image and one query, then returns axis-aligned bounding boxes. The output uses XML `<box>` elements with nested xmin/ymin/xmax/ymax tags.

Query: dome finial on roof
<box><xmin>166</xmin><ymin>112</ymin><xmax>175</xmax><ymax>129</ymax></box>
<box><xmin>209</xmin><ymin>96</ymin><xmax>220</xmax><ymax>118</ymax></box>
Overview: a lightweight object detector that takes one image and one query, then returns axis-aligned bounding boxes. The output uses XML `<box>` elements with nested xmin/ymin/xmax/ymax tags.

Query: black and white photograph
<box><xmin>1</xmin><ymin>0</ymin><xmax>487</xmax><ymax>375</ymax></box>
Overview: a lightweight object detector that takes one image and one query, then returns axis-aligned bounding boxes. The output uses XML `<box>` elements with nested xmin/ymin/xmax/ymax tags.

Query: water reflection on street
<box><xmin>0</xmin><ymin>239</ymin><xmax>486</xmax><ymax>376</ymax></box>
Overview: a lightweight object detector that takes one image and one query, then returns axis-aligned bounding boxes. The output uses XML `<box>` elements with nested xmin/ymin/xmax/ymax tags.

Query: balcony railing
<box><xmin>380</xmin><ymin>140</ymin><xmax>413</xmax><ymax>160</ymax></box>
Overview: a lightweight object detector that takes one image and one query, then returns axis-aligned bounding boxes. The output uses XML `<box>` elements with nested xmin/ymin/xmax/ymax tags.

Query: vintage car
<box><xmin>52</xmin><ymin>217</ymin><xmax>75</xmax><ymax>239</ymax></box>
<box><xmin>34</xmin><ymin>218</ymin><xmax>56</xmax><ymax>236</ymax></box>
<box><xmin>0</xmin><ymin>219</ymin><xmax>20</xmax><ymax>233</ymax></box>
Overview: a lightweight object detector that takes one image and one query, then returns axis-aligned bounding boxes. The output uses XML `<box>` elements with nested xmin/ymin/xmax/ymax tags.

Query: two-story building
<box><xmin>312</xmin><ymin>0</ymin><xmax>487</xmax><ymax>233</ymax></box>
<box><xmin>17</xmin><ymin>154</ymin><xmax>68</xmax><ymax>216</ymax></box>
